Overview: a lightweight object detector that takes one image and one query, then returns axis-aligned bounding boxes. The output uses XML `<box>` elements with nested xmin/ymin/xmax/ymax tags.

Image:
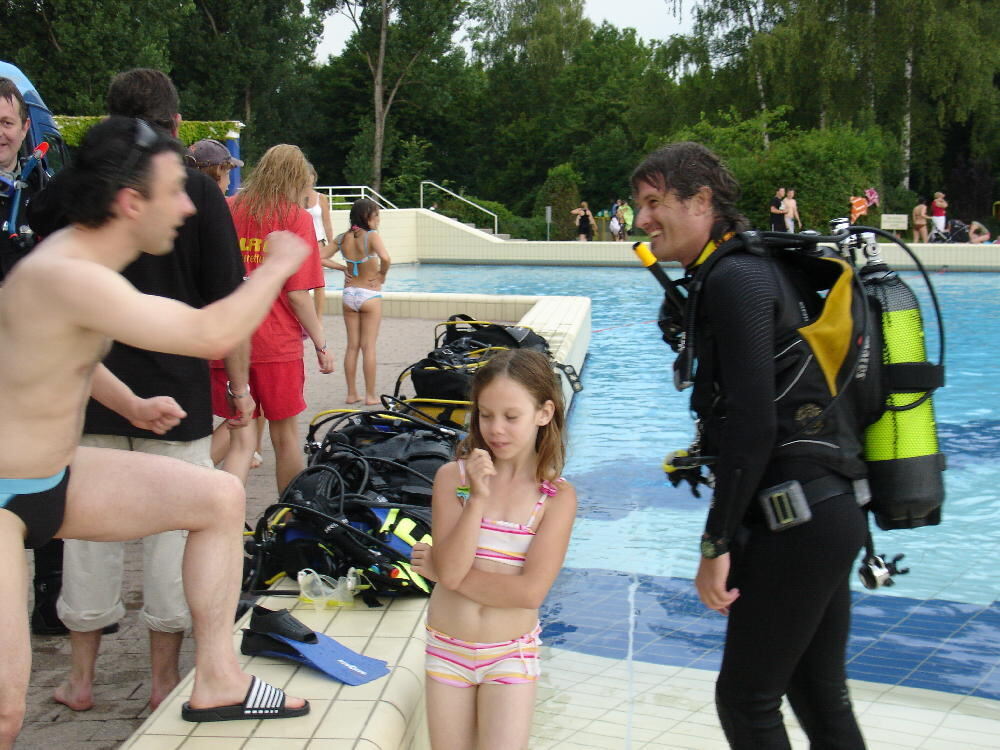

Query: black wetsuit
<box><xmin>689</xmin><ymin>249</ymin><xmax>867</xmax><ymax>749</ymax></box>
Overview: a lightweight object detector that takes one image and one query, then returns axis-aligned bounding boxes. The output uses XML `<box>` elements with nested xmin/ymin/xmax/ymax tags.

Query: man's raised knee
<box><xmin>206</xmin><ymin>471</ymin><xmax>245</xmax><ymax>526</ymax></box>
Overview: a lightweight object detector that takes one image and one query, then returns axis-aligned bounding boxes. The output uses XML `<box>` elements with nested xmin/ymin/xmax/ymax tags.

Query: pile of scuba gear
<box><xmin>394</xmin><ymin>313</ymin><xmax>582</xmax><ymax>411</ymax></box>
<box><xmin>636</xmin><ymin>220</ymin><xmax>946</xmax><ymax>590</ymax></box>
<box><xmin>243</xmin><ymin>404</ymin><xmax>455</xmax><ymax>606</ymax></box>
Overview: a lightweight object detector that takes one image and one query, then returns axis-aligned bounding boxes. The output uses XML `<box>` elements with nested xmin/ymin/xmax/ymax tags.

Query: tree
<box><xmin>687</xmin><ymin>0</ymin><xmax>783</xmax><ymax>147</ymax></box>
<box><xmin>0</xmin><ymin>0</ymin><xmax>191</xmax><ymax>114</ymax></box>
<box><xmin>320</xmin><ymin>0</ymin><xmax>467</xmax><ymax>190</ymax></box>
<box><xmin>168</xmin><ymin>0</ymin><xmax>323</xmax><ymax>161</ymax></box>
<box><xmin>534</xmin><ymin>163</ymin><xmax>582</xmax><ymax>240</ymax></box>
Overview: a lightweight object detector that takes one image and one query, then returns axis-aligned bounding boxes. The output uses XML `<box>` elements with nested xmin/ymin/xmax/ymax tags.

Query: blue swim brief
<box><xmin>0</xmin><ymin>468</ymin><xmax>70</xmax><ymax>548</ymax></box>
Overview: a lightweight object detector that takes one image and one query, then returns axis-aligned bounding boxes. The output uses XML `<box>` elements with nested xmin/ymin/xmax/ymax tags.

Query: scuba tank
<box><xmin>636</xmin><ymin>223</ymin><xmax>946</xmax><ymax>586</ymax></box>
<box><xmin>842</xmin><ymin>225</ymin><xmax>946</xmax><ymax>530</ymax></box>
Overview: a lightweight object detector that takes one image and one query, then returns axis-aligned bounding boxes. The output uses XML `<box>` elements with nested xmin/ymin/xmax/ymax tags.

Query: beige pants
<box><xmin>56</xmin><ymin>435</ymin><xmax>212</xmax><ymax>633</ymax></box>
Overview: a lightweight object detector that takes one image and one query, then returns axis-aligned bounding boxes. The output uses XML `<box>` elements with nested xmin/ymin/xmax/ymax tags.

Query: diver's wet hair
<box><xmin>29</xmin><ymin>116</ymin><xmax>182</xmax><ymax>233</ymax></box>
<box><xmin>350</xmin><ymin>198</ymin><xmax>379</xmax><ymax>231</ymax></box>
<box><xmin>460</xmin><ymin>349</ymin><xmax>566</xmax><ymax>482</ymax></box>
<box><xmin>632</xmin><ymin>141</ymin><xmax>749</xmax><ymax>240</ymax></box>
<box><xmin>0</xmin><ymin>77</ymin><xmax>28</xmax><ymax>123</ymax></box>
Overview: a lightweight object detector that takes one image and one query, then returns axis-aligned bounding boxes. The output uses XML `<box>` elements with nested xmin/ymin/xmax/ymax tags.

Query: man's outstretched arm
<box><xmin>52</xmin><ymin>231</ymin><xmax>310</xmax><ymax>361</ymax></box>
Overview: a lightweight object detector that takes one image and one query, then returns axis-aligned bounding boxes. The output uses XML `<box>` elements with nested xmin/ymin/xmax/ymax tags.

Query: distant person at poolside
<box><xmin>619</xmin><ymin>198</ymin><xmax>634</xmax><ymax>239</ymax></box>
<box><xmin>333</xmin><ymin>198</ymin><xmax>390</xmax><ymax>405</ymax></box>
<box><xmin>769</xmin><ymin>186</ymin><xmax>787</xmax><ymax>230</ymax></box>
<box><xmin>912</xmin><ymin>197</ymin><xmax>929</xmax><ymax>243</ymax></box>
<box><xmin>2</xmin><ymin>116</ymin><xmax>310</xmax><ymax>747</ymax></box>
<box><xmin>222</xmin><ymin>144</ymin><xmax>334</xmax><ymax>492</ymax></box>
<box><xmin>609</xmin><ymin>208</ymin><xmax>622</xmax><ymax>241</ymax></box>
<box><xmin>931</xmin><ymin>191</ymin><xmax>948</xmax><ymax>234</ymax></box>
<box><xmin>784</xmin><ymin>188</ymin><xmax>801</xmax><ymax>231</ymax></box>
<box><xmin>570</xmin><ymin>201</ymin><xmax>594</xmax><ymax>241</ymax></box>
<box><xmin>969</xmin><ymin>220</ymin><xmax>991</xmax><ymax>244</ymax></box>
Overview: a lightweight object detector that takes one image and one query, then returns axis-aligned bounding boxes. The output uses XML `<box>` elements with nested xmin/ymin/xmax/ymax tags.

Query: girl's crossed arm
<box><xmin>428</xmin><ymin>460</ymin><xmax>487</xmax><ymax>590</ymax></box>
<box><xmin>416</xmin><ymin>481</ymin><xmax>577</xmax><ymax>609</ymax></box>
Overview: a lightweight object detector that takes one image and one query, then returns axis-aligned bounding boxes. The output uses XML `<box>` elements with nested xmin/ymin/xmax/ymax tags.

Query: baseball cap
<box><xmin>189</xmin><ymin>139</ymin><xmax>244</xmax><ymax>168</ymax></box>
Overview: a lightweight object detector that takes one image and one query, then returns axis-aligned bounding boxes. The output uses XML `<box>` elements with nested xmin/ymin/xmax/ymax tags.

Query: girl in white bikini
<box><xmin>324</xmin><ymin>198</ymin><xmax>390</xmax><ymax>405</ymax></box>
<box><xmin>411</xmin><ymin>349</ymin><xmax>577</xmax><ymax>750</ymax></box>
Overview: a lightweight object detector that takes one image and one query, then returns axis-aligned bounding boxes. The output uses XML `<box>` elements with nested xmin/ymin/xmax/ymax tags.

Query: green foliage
<box><xmin>669</xmin><ymin>110</ymin><xmax>892</xmax><ymax>231</ymax></box>
<box><xmin>534</xmin><ymin>163</ymin><xmax>582</xmax><ymax>240</ymax></box>
<box><xmin>1</xmin><ymin>0</ymin><xmax>191</xmax><ymax>115</ymax></box>
<box><xmin>382</xmin><ymin>136</ymin><xmax>432</xmax><ymax>206</ymax></box>
<box><xmin>53</xmin><ymin>116</ymin><xmax>242</xmax><ymax>147</ymax></box>
<box><xmin>7</xmin><ymin>0</ymin><xmax>999</xmax><ymax>224</ymax></box>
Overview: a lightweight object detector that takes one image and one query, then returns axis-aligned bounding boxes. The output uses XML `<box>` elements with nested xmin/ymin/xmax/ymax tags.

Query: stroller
<box><xmin>928</xmin><ymin>219</ymin><xmax>969</xmax><ymax>243</ymax></box>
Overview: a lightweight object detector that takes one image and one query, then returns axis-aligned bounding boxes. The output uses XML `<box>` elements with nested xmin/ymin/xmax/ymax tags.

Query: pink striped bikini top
<box><xmin>456</xmin><ymin>460</ymin><xmax>560</xmax><ymax>568</ymax></box>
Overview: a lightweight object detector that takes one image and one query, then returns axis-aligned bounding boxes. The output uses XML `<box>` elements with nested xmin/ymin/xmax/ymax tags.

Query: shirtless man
<box><xmin>0</xmin><ymin>116</ymin><xmax>309</xmax><ymax>747</ymax></box>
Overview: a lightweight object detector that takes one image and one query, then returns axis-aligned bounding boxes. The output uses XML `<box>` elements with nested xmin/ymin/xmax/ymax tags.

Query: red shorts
<box><xmin>211</xmin><ymin>359</ymin><xmax>306</xmax><ymax>422</ymax></box>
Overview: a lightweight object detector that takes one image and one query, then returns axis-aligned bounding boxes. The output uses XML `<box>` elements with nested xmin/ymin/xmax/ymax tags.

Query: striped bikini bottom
<box><xmin>424</xmin><ymin>622</ymin><xmax>542</xmax><ymax>687</ymax></box>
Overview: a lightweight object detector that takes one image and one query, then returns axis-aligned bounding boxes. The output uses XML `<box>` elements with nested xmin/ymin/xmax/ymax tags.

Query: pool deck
<box><xmin>21</xmin><ymin>290</ymin><xmax>1000</xmax><ymax>749</ymax></box>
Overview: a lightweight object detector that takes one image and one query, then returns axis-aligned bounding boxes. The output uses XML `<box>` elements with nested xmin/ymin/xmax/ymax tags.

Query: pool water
<box><xmin>351</xmin><ymin>264</ymin><xmax>1000</xmax><ymax>698</ymax></box>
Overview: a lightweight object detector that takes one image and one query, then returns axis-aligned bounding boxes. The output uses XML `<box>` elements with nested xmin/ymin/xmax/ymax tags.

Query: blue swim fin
<box><xmin>241</xmin><ymin>629</ymin><xmax>389</xmax><ymax>686</ymax></box>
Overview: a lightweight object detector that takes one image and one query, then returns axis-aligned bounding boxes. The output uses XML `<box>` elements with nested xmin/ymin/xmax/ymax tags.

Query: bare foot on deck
<box><xmin>53</xmin><ymin>679</ymin><xmax>94</xmax><ymax>712</ymax></box>
<box><xmin>364</xmin><ymin>396</ymin><xmax>379</xmax><ymax>405</ymax></box>
<box><xmin>150</xmin><ymin>672</ymin><xmax>181</xmax><ymax>711</ymax></box>
<box><xmin>346</xmin><ymin>395</ymin><xmax>362</xmax><ymax>405</ymax></box>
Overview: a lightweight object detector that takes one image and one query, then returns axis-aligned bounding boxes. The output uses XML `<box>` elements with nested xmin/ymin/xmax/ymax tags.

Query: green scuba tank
<box><xmin>857</xmin><ymin>234</ymin><xmax>945</xmax><ymax>530</ymax></box>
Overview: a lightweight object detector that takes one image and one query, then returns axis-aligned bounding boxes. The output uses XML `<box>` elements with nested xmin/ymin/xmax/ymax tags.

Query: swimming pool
<box><xmin>332</xmin><ymin>264</ymin><xmax>1000</xmax><ymax>699</ymax></box>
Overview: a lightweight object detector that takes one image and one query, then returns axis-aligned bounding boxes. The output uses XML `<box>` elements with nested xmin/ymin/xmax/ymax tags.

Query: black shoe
<box><xmin>31</xmin><ymin>577</ymin><xmax>68</xmax><ymax>635</ymax></box>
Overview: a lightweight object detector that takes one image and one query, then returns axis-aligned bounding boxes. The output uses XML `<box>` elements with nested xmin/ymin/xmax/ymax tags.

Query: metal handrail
<box><xmin>420</xmin><ymin>180</ymin><xmax>498</xmax><ymax>236</ymax></box>
<box><xmin>316</xmin><ymin>185</ymin><xmax>398</xmax><ymax>210</ymax></box>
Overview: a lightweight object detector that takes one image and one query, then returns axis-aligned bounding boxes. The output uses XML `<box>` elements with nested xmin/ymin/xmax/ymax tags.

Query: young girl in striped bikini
<box><xmin>411</xmin><ymin>349</ymin><xmax>577</xmax><ymax>749</ymax></box>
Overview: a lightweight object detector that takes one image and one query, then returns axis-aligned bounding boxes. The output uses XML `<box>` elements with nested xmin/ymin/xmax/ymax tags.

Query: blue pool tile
<box><xmin>972</xmin><ymin>670</ymin><xmax>1000</xmax><ymax>701</ymax></box>
<box><xmin>543</xmin><ymin>567</ymin><xmax>1000</xmax><ymax>698</ymax></box>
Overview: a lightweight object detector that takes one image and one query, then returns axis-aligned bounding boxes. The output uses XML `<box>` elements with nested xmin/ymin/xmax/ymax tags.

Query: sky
<box><xmin>314</xmin><ymin>0</ymin><xmax>694</xmax><ymax>62</ymax></box>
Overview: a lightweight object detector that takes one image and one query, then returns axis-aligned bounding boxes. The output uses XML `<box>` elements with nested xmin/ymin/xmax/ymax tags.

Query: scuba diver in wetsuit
<box><xmin>632</xmin><ymin>142</ymin><xmax>868</xmax><ymax>749</ymax></box>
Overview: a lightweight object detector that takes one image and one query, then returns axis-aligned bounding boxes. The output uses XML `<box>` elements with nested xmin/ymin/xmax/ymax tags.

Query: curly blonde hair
<box><xmin>232</xmin><ymin>144</ymin><xmax>312</xmax><ymax>230</ymax></box>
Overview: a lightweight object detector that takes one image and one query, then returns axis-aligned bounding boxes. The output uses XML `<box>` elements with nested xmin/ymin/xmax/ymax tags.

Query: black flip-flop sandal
<box><xmin>181</xmin><ymin>675</ymin><xmax>310</xmax><ymax>722</ymax></box>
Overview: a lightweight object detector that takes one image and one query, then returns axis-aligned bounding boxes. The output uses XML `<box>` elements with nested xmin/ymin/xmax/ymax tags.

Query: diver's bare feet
<box><xmin>53</xmin><ymin>679</ymin><xmax>94</xmax><ymax>712</ymax></box>
<box><xmin>364</xmin><ymin>396</ymin><xmax>379</xmax><ymax>405</ymax></box>
<box><xmin>346</xmin><ymin>395</ymin><xmax>361</xmax><ymax>405</ymax></box>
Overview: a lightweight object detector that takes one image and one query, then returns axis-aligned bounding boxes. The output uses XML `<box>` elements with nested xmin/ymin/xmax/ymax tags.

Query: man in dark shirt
<box><xmin>632</xmin><ymin>143</ymin><xmax>867</xmax><ymax>749</ymax></box>
<box><xmin>52</xmin><ymin>69</ymin><xmax>253</xmax><ymax>712</ymax></box>
<box><xmin>768</xmin><ymin>185</ymin><xmax>786</xmax><ymax>230</ymax></box>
